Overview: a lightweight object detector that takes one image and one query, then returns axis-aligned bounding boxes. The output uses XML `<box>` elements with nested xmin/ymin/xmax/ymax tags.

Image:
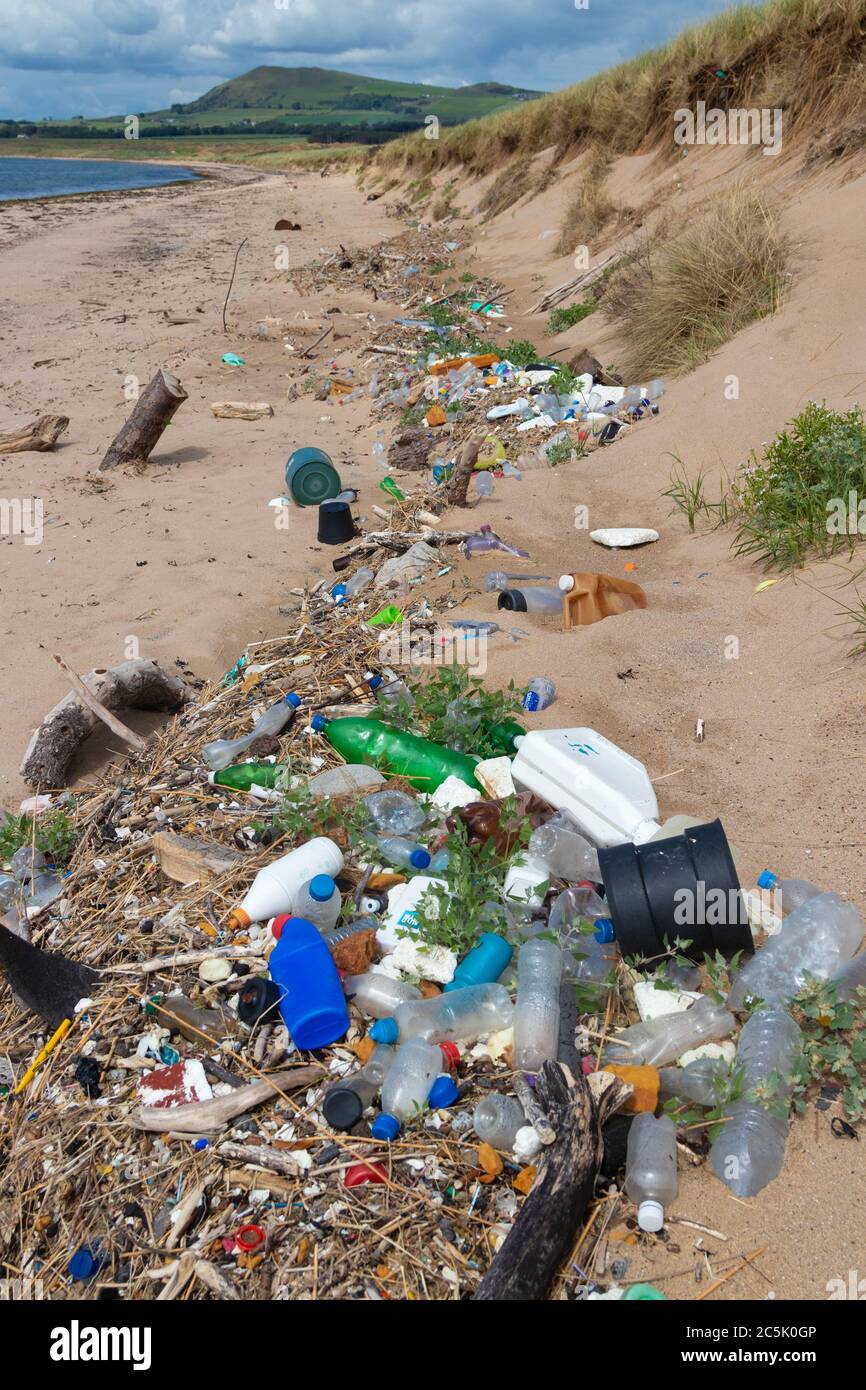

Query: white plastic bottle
<box><xmin>529</xmin><ymin>815</ymin><xmax>600</xmax><ymax>881</ymax></box>
<box><xmin>511</xmin><ymin>727</ymin><xmax>661</xmax><ymax>847</ymax></box>
<box><xmin>727</xmin><ymin>892</ymin><xmax>864</xmax><ymax>1010</ymax></box>
<box><xmin>514</xmin><ymin>938</ymin><xmax>563</xmax><ymax>1074</ymax></box>
<box><xmin>343</xmin><ymin>972</ymin><xmax>422</xmax><ymax>1018</ymax></box>
<box><xmin>369</xmin><ymin>983</ymin><xmax>513</xmax><ymax>1045</ymax></box>
<box><xmin>710</xmin><ymin>1008</ymin><xmax>801</xmax><ymax>1197</ymax></box>
<box><xmin>625</xmin><ymin>1113</ymin><xmax>678</xmax><ymax>1232</ymax></box>
<box><xmin>474</xmin><ymin>1094</ymin><xmax>525</xmax><ymax>1150</ymax></box>
<box><xmin>372</xmin><ymin>1037</ymin><xmax>453</xmax><ymax>1138</ymax></box>
<box><xmin>202</xmin><ymin>692</ymin><xmax>301</xmax><ymax>771</ymax></box>
<box><xmin>606</xmin><ymin>995</ymin><xmax>735</xmax><ymax>1068</ymax></box>
<box><xmin>504</xmin><ymin>853</ymin><xmax>551</xmax><ymax>909</ymax></box>
<box><xmin>227</xmin><ymin>838</ymin><xmax>344</xmax><ymax>930</ymax></box>
<box><xmin>293</xmin><ymin>874</ymin><xmax>342</xmax><ymax>932</ymax></box>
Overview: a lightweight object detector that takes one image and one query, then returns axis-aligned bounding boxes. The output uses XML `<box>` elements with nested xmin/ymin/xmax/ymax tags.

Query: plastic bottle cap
<box><xmin>428</xmin><ymin>1074</ymin><xmax>460</xmax><ymax>1109</ymax></box>
<box><xmin>371</xmin><ymin>1112</ymin><xmax>400</xmax><ymax>1141</ymax></box>
<box><xmin>322</xmin><ymin>1087</ymin><xmax>364</xmax><ymax>1132</ymax></box>
<box><xmin>594</xmin><ymin>917</ymin><xmax>615</xmax><ymax>944</ymax></box>
<box><xmin>637</xmin><ymin>1200</ymin><xmax>665</xmax><ymax>1233</ymax></box>
<box><xmin>235</xmin><ymin>1223</ymin><xmax>266</xmax><ymax>1253</ymax></box>
<box><xmin>558</xmin><ymin>574</ymin><xmax>575</xmax><ymax>591</ymax></box>
<box><xmin>310</xmin><ymin>713</ymin><xmax>327</xmax><ymax>732</ymax></box>
<box><xmin>309</xmin><ymin>874</ymin><xmax>336</xmax><ymax>902</ymax></box>
<box><xmin>409</xmin><ymin>849</ymin><xmax>431</xmax><ymax>869</ymax></box>
<box><xmin>284</xmin><ymin>692</ymin><xmax>302</xmax><ymax>708</ymax></box>
<box><xmin>68</xmin><ymin>1247</ymin><xmax>101</xmax><ymax>1281</ymax></box>
<box><xmin>369</xmin><ymin>1017</ymin><xmax>399</xmax><ymax>1045</ymax></box>
<box><xmin>438</xmin><ymin>1040</ymin><xmax>461</xmax><ymax>1069</ymax></box>
<box><xmin>364</xmin><ymin>671</ymin><xmax>383</xmax><ymax>689</ymax></box>
<box><xmin>270</xmin><ymin>913</ymin><xmax>290</xmax><ymax>941</ymax></box>
<box><xmin>757</xmin><ymin>870</ymin><xmax>778</xmax><ymax>890</ymax></box>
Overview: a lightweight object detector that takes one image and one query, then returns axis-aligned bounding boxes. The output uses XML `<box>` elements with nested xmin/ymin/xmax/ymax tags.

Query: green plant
<box><xmin>270</xmin><ymin>781</ymin><xmax>369</xmax><ymax>851</ymax></box>
<box><xmin>731</xmin><ymin>402</ymin><xmax>866</xmax><ymax>570</ymax></box>
<box><xmin>545</xmin><ymin>437</ymin><xmax>575</xmax><ymax>467</ymax></box>
<box><xmin>546</xmin><ymin>363</ymin><xmax>578</xmax><ymax>394</ymax></box>
<box><xmin>661</xmin><ymin>455</ymin><xmax>709</xmax><ymax>532</ymax></box>
<box><xmin>835</xmin><ymin>592</ymin><xmax>866</xmax><ymax>657</ymax></box>
<box><xmin>411</xmin><ymin>812</ymin><xmax>528</xmax><ymax>957</ymax></box>
<box><xmin>791</xmin><ymin>978</ymin><xmax>866</xmax><ymax>1120</ymax></box>
<box><xmin>548</xmin><ymin>299</ymin><xmax>597</xmax><ymax>334</ymax></box>
<box><xmin>0</xmin><ymin>808</ymin><xmax>79</xmax><ymax>867</ymax></box>
<box><xmin>384</xmin><ymin>663</ymin><xmax>523</xmax><ymax>757</ymax></box>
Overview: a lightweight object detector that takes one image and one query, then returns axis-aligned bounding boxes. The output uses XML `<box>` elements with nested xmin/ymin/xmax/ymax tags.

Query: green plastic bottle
<box><xmin>311</xmin><ymin>715</ymin><xmax>481</xmax><ymax>793</ymax></box>
<box><xmin>211</xmin><ymin>762</ymin><xmax>289</xmax><ymax>792</ymax></box>
<box><xmin>482</xmin><ymin>718</ymin><xmax>526</xmax><ymax>755</ymax></box>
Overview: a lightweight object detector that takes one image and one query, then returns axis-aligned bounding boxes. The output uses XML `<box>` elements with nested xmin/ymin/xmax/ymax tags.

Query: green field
<box><xmin>3</xmin><ymin>136</ymin><xmax>363</xmax><ymax>170</ymax></box>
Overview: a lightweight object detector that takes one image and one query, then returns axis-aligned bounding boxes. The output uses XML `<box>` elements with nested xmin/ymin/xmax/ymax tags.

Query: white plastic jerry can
<box><xmin>510</xmin><ymin>727</ymin><xmax>661</xmax><ymax>848</ymax></box>
<box><xmin>376</xmin><ymin>875</ymin><xmax>449</xmax><ymax>954</ymax></box>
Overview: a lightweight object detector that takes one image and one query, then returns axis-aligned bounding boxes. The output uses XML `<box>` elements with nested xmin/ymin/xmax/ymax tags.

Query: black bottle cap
<box><xmin>322</xmin><ymin>1087</ymin><xmax>363</xmax><ymax>1132</ymax></box>
<box><xmin>237</xmin><ymin>977</ymin><xmax>282</xmax><ymax>1027</ymax></box>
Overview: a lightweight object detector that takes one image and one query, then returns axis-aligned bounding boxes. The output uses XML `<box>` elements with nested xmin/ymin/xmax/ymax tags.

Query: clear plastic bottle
<box><xmin>375</xmin><ymin>836</ymin><xmax>431</xmax><ymax>871</ymax></box>
<box><xmin>727</xmin><ymin>892</ymin><xmax>864</xmax><ymax>1010</ymax></box>
<box><xmin>293</xmin><ymin>875</ymin><xmax>342</xmax><ymax>932</ymax></box>
<box><xmin>710</xmin><ymin>1008</ymin><xmax>801</xmax><ymax>1197</ymax></box>
<box><xmin>0</xmin><ymin>874</ymin><xmax>18</xmax><ymax>912</ymax></box>
<box><xmin>529</xmin><ymin>818</ymin><xmax>600</xmax><ymax>882</ymax></box>
<box><xmin>473</xmin><ymin>1094</ymin><xmax>525</xmax><ymax>1150</ymax></box>
<box><xmin>336</xmin><ymin>567</ymin><xmax>374</xmax><ymax>602</ymax></box>
<box><xmin>343</xmin><ymin>972</ymin><xmax>422</xmax><ymax>1017</ymax></box>
<box><xmin>363</xmin><ymin>789</ymin><xmax>426</xmax><ymax>836</ymax></box>
<box><xmin>475</xmin><ymin>472</ymin><xmax>494</xmax><ymax>499</ymax></box>
<box><xmin>625</xmin><ymin>1113</ymin><xmax>678</xmax><ymax>1232</ymax></box>
<box><xmin>549</xmin><ymin>883</ymin><xmax>608</xmax><ymax>935</ymax></box>
<box><xmin>830</xmin><ymin>951</ymin><xmax>866</xmax><ymax>1003</ymax></box>
<box><xmin>658</xmin><ymin>1057</ymin><xmax>730</xmax><ymax>1107</ymax></box>
<box><xmin>227</xmin><ymin>838</ymin><xmax>344</xmax><ymax>930</ymax></box>
<box><xmin>203</xmin><ymin>693</ymin><xmax>301</xmax><ymax>772</ymax></box>
<box><xmin>756</xmin><ymin>870</ymin><xmax>822</xmax><ymax>915</ymax></box>
<box><xmin>514</xmin><ymin>938</ymin><xmax>563</xmax><ymax>1074</ymax></box>
<box><xmin>522</xmin><ymin>677</ymin><xmax>556</xmax><ymax>712</ymax></box>
<box><xmin>483</xmin><ymin>571</ymin><xmax>552</xmax><ymax>592</ymax></box>
<box><xmin>322</xmin><ymin>1043</ymin><xmax>396</xmax><ymax>1131</ymax></box>
<box><xmin>373</xmin><ymin>1037</ymin><xmax>454</xmax><ymax>1136</ymax></box>
<box><xmin>369</xmin><ymin>983</ymin><xmax>513</xmax><ymax>1045</ymax></box>
<box><xmin>498</xmin><ymin>588</ymin><xmax>563</xmax><ymax>613</ymax></box>
<box><xmin>606</xmin><ymin>995</ymin><xmax>735</xmax><ymax>1068</ymax></box>
<box><xmin>365</xmin><ymin>671</ymin><xmax>414</xmax><ymax>710</ymax></box>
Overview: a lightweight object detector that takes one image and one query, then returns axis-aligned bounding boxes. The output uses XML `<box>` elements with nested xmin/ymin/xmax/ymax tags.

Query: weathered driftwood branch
<box><xmin>20</xmin><ymin>658</ymin><xmax>193</xmax><ymax>789</ymax></box>
<box><xmin>0</xmin><ymin>415</ymin><xmax>69</xmax><ymax>454</ymax></box>
<box><xmin>210</xmin><ymin>401</ymin><xmax>274</xmax><ymax>420</ymax></box>
<box><xmin>52</xmin><ymin>652</ymin><xmax>147</xmax><ymax>752</ymax></box>
<box><xmin>130</xmin><ymin>1066</ymin><xmax>326</xmax><ymax>1133</ymax></box>
<box><xmin>448</xmin><ymin>435</ymin><xmax>483</xmax><ymax>507</ymax></box>
<box><xmin>99</xmin><ymin>368</ymin><xmax>188</xmax><ymax>470</ymax></box>
<box><xmin>527</xmin><ymin>251</ymin><xmax>620</xmax><ymax>315</ymax></box>
<box><xmin>473</xmin><ymin>1062</ymin><xmax>626</xmax><ymax>1301</ymax></box>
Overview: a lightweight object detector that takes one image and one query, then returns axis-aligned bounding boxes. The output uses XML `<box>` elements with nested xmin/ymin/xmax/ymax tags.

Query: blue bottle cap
<box><xmin>428</xmin><ymin>1074</ymin><xmax>459</xmax><ymax>1109</ymax></box>
<box><xmin>309</xmin><ymin>874</ymin><xmax>335</xmax><ymax>902</ymax></box>
<box><xmin>371</xmin><ymin>1112</ymin><xmax>400</xmax><ymax>1141</ymax></box>
<box><xmin>68</xmin><ymin>1247</ymin><xmax>102</xmax><ymax>1281</ymax></box>
<box><xmin>193</xmin><ymin>1138</ymin><xmax>209</xmax><ymax>1151</ymax></box>
<box><xmin>365</xmin><ymin>672</ymin><xmax>384</xmax><ymax>690</ymax></box>
<box><xmin>285</xmin><ymin>692</ymin><xmax>302</xmax><ymax>708</ymax></box>
<box><xmin>594</xmin><ymin>917</ymin><xmax>615</xmax><ymax>943</ymax></box>
<box><xmin>757</xmin><ymin>870</ymin><xmax>778</xmax><ymax>890</ymax></box>
<box><xmin>310</xmin><ymin>713</ymin><xmax>327</xmax><ymax>732</ymax></box>
<box><xmin>409</xmin><ymin>849</ymin><xmax>431</xmax><ymax>869</ymax></box>
<box><xmin>369</xmin><ymin>1017</ymin><xmax>398</xmax><ymax>1045</ymax></box>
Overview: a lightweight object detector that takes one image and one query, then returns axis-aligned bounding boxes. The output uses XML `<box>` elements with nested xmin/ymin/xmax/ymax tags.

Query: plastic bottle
<box><xmin>510</xmin><ymin>727</ymin><xmax>661</xmax><ymax>847</ymax></box>
<box><xmin>473</xmin><ymin>1093</ymin><xmax>525</xmax><ymax>1150</ymax></box>
<box><xmin>606</xmin><ymin>995</ymin><xmax>736</xmax><ymax>1068</ymax></box>
<box><xmin>475</xmin><ymin>472</ymin><xmax>494</xmax><ymax>498</ymax></box>
<box><xmin>0</xmin><ymin>874</ymin><xmax>18</xmax><ymax>912</ymax></box>
<box><xmin>369</xmin><ymin>983</ymin><xmax>513</xmax><ymax>1045</ymax></box>
<box><xmin>211</xmin><ymin>761</ymin><xmax>289</xmax><ymax>792</ymax></box>
<box><xmin>498</xmin><ymin>588</ymin><xmax>563</xmax><ymax>613</ymax></box>
<box><xmin>484</xmin><ymin>571</ymin><xmax>552</xmax><ymax>592</ymax></box>
<box><xmin>375</xmin><ymin>836</ymin><xmax>431</xmax><ymax>871</ymax></box>
<box><xmin>658</xmin><ymin>1057</ymin><xmax>730</xmax><ymax>1107</ymax></box>
<box><xmin>363</xmin><ymin>789</ymin><xmax>426</xmax><ymax>836</ymax></box>
<box><xmin>372</xmin><ymin>1038</ymin><xmax>456</xmax><ymax>1138</ymax></box>
<box><xmin>830</xmin><ymin>951</ymin><xmax>866</xmax><ymax>1002</ymax></box>
<box><xmin>308</xmin><ymin>765</ymin><xmax>385</xmax><ymax>797</ymax></box>
<box><xmin>293</xmin><ymin>875</ymin><xmax>342</xmax><ymax>932</ymax></box>
<box><xmin>376</xmin><ymin>875</ymin><xmax>448</xmax><ymax>954</ymax></box>
<box><xmin>343</xmin><ymin>972</ymin><xmax>422</xmax><ymax>1017</ymax></box>
<box><xmin>710</xmin><ymin>1008</ymin><xmax>801</xmax><ymax>1197</ymax></box>
<box><xmin>227</xmin><ymin>838</ymin><xmax>344</xmax><ymax>930</ymax></box>
<box><xmin>322</xmin><ymin>1043</ymin><xmax>396</xmax><ymax>1131</ymax></box>
<box><xmin>463</xmin><ymin>524</ymin><xmax>530</xmax><ymax>559</ymax></box>
<box><xmin>727</xmin><ymin>892</ymin><xmax>864</xmax><ymax>1010</ymax></box>
<box><xmin>529</xmin><ymin>817</ymin><xmax>600</xmax><ymax>882</ymax></box>
<box><xmin>549</xmin><ymin>883</ymin><xmax>608</xmax><ymax>935</ymax></box>
<box><xmin>756</xmin><ymin>870</ymin><xmax>822</xmax><ymax>915</ymax></box>
<box><xmin>625</xmin><ymin>1113</ymin><xmax>678</xmax><ymax>1232</ymax></box>
<box><xmin>24</xmin><ymin>871</ymin><xmax>63</xmax><ymax>913</ymax></box>
<box><xmin>318</xmin><ymin>914</ymin><xmax>380</xmax><ymax>951</ymax></box>
<box><xmin>311</xmin><ymin>715</ymin><xmax>481</xmax><ymax>794</ymax></box>
<box><xmin>202</xmin><ymin>693</ymin><xmax>301</xmax><ymax>772</ymax></box>
<box><xmin>268</xmin><ymin>917</ymin><xmax>350</xmax><ymax>1050</ymax></box>
<box><xmin>336</xmin><ymin>567</ymin><xmax>374</xmax><ymax>602</ymax></box>
<box><xmin>365</xmin><ymin>671</ymin><xmax>414</xmax><ymax>710</ymax></box>
<box><xmin>522</xmin><ymin>678</ymin><xmax>556</xmax><ymax>712</ymax></box>
<box><xmin>444</xmin><ymin>933</ymin><xmax>513</xmax><ymax>993</ymax></box>
<box><xmin>514</xmin><ymin>938</ymin><xmax>563</xmax><ymax>1074</ymax></box>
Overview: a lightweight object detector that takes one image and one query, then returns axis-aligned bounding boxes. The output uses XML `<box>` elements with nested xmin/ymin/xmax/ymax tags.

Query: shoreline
<box><xmin>0</xmin><ymin>155</ymin><xmax>274</xmax><ymax>208</ymax></box>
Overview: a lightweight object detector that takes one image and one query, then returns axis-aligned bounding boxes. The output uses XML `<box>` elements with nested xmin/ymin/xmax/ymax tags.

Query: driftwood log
<box><xmin>473</xmin><ymin>1062</ymin><xmax>626</xmax><ymax>1301</ymax></box>
<box><xmin>0</xmin><ymin>415</ymin><xmax>69</xmax><ymax>454</ymax></box>
<box><xmin>20</xmin><ymin>658</ymin><xmax>193</xmax><ymax>789</ymax></box>
<box><xmin>130</xmin><ymin>1066</ymin><xmax>326</xmax><ymax>1134</ymax></box>
<box><xmin>448</xmin><ymin>435</ymin><xmax>483</xmax><ymax>507</ymax></box>
<box><xmin>99</xmin><ymin>368</ymin><xmax>188</xmax><ymax>470</ymax></box>
<box><xmin>210</xmin><ymin>401</ymin><xmax>274</xmax><ymax>420</ymax></box>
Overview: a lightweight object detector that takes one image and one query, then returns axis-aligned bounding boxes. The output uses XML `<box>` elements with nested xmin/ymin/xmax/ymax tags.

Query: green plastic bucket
<box><xmin>285</xmin><ymin>447</ymin><xmax>341</xmax><ymax>507</ymax></box>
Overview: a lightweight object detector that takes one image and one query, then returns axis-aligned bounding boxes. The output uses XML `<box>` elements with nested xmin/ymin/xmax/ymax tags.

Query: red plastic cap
<box><xmin>438</xmin><ymin>1041</ymin><xmax>460</xmax><ymax>1069</ymax></box>
<box><xmin>271</xmin><ymin>914</ymin><xmax>293</xmax><ymax>941</ymax></box>
<box><xmin>235</xmin><ymin>1223</ymin><xmax>265</xmax><ymax>1253</ymax></box>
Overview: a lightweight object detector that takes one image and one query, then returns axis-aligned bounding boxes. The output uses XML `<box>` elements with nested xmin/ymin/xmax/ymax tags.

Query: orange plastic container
<box><xmin>429</xmin><ymin>353</ymin><xmax>500</xmax><ymax>376</ymax></box>
<box><xmin>603</xmin><ymin>1062</ymin><xmax>660</xmax><ymax>1113</ymax></box>
<box><xmin>561</xmin><ymin>572</ymin><xmax>647</xmax><ymax>630</ymax></box>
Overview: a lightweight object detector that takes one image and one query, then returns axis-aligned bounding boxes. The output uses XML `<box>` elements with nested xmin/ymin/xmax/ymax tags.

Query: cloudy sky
<box><xmin>1</xmin><ymin>0</ymin><xmax>735</xmax><ymax>120</ymax></box>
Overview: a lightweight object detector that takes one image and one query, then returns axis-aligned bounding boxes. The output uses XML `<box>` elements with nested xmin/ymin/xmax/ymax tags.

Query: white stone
<box><xmin>634</xmin><ymin>981</ymin><xmax>702</xmax><ymax>1021</ymax></box>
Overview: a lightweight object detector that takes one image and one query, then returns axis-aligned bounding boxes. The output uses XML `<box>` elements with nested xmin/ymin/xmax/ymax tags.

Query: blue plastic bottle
<box><xmin>444</xmin><ymin>932</ymin><xmax>513</xmax><ymax>993</ymax></box>
<box><xmin>268</xmin><ymin>916</ymin><xmax>350</xmax><ymax>1050</ymax></box>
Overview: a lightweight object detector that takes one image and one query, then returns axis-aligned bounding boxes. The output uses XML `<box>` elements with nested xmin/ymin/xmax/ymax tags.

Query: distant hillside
<box><xmin>3</xmin><ymin>66</ymin><xmax>543</xmax><ymax>148</ymax></box>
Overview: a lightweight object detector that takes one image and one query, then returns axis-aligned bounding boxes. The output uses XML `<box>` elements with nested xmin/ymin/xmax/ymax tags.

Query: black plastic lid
<box><xmin>237</xmin><ymin>977</ymin><xmax>282</xmax><ymax>1027</ymax></box>
<box><xmin>497</xmin><ymin>589</ymin><xmax>527</xmax><ymax>612</ymax></box>
<box><xmin>322</xmin><ymin>1086</ymin><xmax>363</xmax><ymax>1132</ymax></box>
